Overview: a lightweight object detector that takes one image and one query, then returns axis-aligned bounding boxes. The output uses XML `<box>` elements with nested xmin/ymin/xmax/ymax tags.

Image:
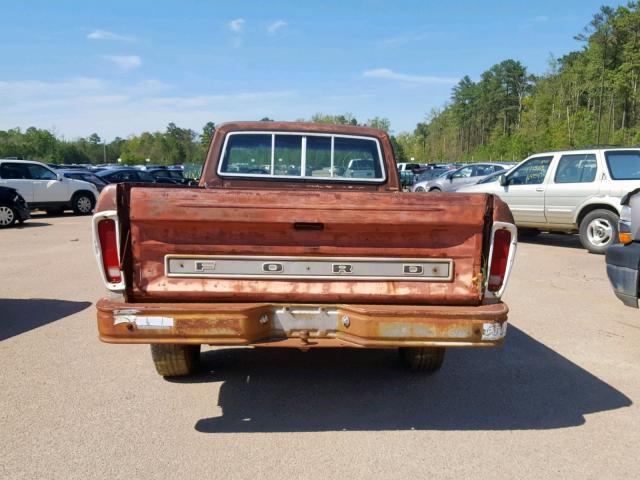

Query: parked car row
<box><xmin>412</xmin><ymin>163</ymin><xmax>510</xmax><ymax>192</ymax></box>
<box><xmin>0</xmin><ymin>159</ymin><xmax>100</xmax><ymax>220</ymax></box>
<box><xmin>398</xmin><ymin>161</ymin><xmax>515</xmax><ymax>190</ymax></box>
<box><xmin>0</xmin><ymin>159</ymin><xmax>196</xmax><ymax>228</ymax></box>
<box><xmin>405</xmin><ymin>148</ymin><xmax>640</xmax><ymax>254</ymax></box>
<box><xmin>447</xmin><ymin>148</ymin><xmax>640</xmax><ymax>254</ymax></box>
<box><xmin>7</xmin><ymin>148</ymin><xmax>638</xmax><ymax>256</ymax></box>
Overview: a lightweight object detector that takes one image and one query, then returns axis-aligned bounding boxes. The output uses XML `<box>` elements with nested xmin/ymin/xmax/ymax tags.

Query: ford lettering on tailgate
<box><xmin>165</xmin><ymin>255</ymin><xmax>453</xmax><ymax>281</ymax></box>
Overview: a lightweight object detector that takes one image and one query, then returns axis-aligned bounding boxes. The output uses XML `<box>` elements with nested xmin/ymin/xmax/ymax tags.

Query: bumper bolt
<box><xmin>259</xmin><ymin>314</ymin><xmax>270</xmax><ymax>325</ymax></box>
<box><xmin>342</xmin><ymin>315</ymin><xmax>350</xmax><ymax>328</ymax></box>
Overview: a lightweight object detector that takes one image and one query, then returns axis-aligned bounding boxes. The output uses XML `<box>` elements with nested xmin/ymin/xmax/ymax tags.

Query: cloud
<box><xmin>103</xmin><ymin>55</ymin><xmax>142</xmax><ymax>70</ymax></box>
<box><xmin>87</xmin><ymin>29</ymin><xmax>134</xmax><ymax>42</ymax></box>
<box><xmin>521</xmin><ymin>15</ymin><xmax>549</xmax><ymax>29</ymax></box>
<box><xmin>267</xmin><ymin>20</ymin><xmax>287</xmax><ymax>34</ymax></box>
<box><xmin>530</xmin><ymin>15</ymin><xmax>549</xmax><ymax>22</ymax></box>
<box><xmin>228</xmin><ymin>18</ymin><xmax>245</xmax><ymax>33</ymax></box>
<box><xmin>0</xmin><ymin>77</ymin><xmax>300</xmax><ymax>140</ymax></box>
<box><xmin>146</xmin><ymin>90</ymin><xmax>295</xmax><ymax>108</ymax></box>
<box><xmin>379</xmin><ymin>32</ymin><xmax>431</xmax><ymax>47</ymax></box>
<box><xmin>362</xmin><ymin>68</ymin><xmax>457</xmax><ymax>85</ymax></box>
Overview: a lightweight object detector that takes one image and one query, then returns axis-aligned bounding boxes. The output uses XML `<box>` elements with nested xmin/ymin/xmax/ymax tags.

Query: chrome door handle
<box><xmin>535</xmin><ymin>187</ymin><xmax>544</xmax><ymax>192</ymax></box>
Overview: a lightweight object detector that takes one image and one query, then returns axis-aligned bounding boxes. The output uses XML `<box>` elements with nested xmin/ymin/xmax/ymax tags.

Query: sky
<box><xmin>0</xmin><ymin>0</ymin><xmax>621</xmax><ymax>140</ymax></box>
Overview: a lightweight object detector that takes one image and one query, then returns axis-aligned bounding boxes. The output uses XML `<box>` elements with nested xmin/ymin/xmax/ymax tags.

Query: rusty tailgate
<box><xmin>124</xmin><ymin>187</ymin><xmax>492</xmax><ymax>305</ymax></box>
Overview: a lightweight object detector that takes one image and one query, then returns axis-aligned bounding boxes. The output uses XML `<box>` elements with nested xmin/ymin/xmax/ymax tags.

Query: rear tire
<box><xmin>579</xmin><ymin>209</ymin><xmax>618</xmax><ymax>254</ymax></box>
<box><xmin>429</xmin><ymin>187</ymin><xmax>441</xmax><ymax>192</ymax></box>
<box><xmin>0</xmin><ymin>205</ymin><xmax>17</xmax><ymax>228</ymax></box>
<box><xmin>399</xmin><ymin>347</ymin><xmax>445</xmax><ymax>373</ymax></box>
<box><xmin>150</xmin><ymin>344</ymin><xmax>201</xmax><ymax>376</ymax></box>
<box><xmin>71</xmin><ymin>192</ymin><xmax>95</xmax><ymax>215</ymax></box>
<box><xmin>414</xmin><ymin>187</ymin><xmax>426</xmax><ymax>192</ymax></box>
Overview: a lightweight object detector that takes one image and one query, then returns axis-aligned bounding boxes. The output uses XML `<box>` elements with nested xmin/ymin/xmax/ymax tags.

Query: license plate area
<box><xmin>271</xmin><ymin>306</ymin><xmax>338</xmax><ymax>333</ymax></box>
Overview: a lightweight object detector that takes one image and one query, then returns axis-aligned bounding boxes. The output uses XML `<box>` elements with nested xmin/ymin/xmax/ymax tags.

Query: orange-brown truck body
<box><xmin>94</xmin><ymin>122</ymin><xmax>515</xmax><ymax>349</ymax></box>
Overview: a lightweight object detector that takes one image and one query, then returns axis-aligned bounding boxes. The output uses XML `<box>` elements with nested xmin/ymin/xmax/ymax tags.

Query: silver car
<box><xmin>457</xmin><ymin>148</ymin><xmax>640</xmax><ymax>254</ymax></box>
<box><xmin>412</xmin><ymin>163</ymin><xmax>508</xmax><ymax>192</ymax></box>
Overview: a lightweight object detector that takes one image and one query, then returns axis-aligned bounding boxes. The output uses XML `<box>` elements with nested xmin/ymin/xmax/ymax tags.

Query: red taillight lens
<box><xmin>98</xmin><ymin>219</ymin><xmax>121</xmax><ymax>284</ymax></box>
<box><xmin>488</xmin><ymin>229</ymin><xmax>511</xmax><ymax>292</ymax></box>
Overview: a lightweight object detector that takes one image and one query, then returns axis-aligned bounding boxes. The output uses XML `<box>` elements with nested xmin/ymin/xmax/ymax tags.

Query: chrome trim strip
<box><xmin>165</xmin><ymin>254</ymin><xmax>453</xmax><ymax>282</ymax></box>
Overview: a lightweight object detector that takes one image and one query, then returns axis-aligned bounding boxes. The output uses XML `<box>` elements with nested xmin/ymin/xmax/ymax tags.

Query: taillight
<box><xmin>98</xmin><ymin>219</ymin><xmax>121</xmax><ymax>283</ymax></box>
<box><xmin>92</xmin><ymin>210</ymin><xmax>124</xmax><ymax>290</ymax></box>
<box><xmin>488</xmin><ymin>229</ymin><xmax>511</xmax><ymax>291</ymax></box>
<box><xmin>486</xmin><ymin>222</ymin><xmax>517</xmax><ymax>298</ymax></box>
<box><xmin>619</xmin><ymin>205</ymin><xmax>632</xmax><ymax>244</ymax></box>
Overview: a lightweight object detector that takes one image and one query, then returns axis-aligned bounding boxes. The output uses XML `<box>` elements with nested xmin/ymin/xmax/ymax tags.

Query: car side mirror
<box><xmin>498</xmin><ymin>174</ymin><xmax>508</xmax><ymax>186</ymax></box>
<box><xmin>446</xmin><ymin>172</ymin><xmax>454</xmax><ymax>181</ymax></box>
<box><xmin>57</xmin><ymin>173</ymin><xmax>65</xmax><ymax>181</ymax></box>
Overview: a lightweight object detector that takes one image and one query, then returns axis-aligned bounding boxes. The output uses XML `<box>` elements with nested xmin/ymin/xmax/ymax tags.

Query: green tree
<box><xmin>366</xmin><ymin>117</ymin><xmax>392</xmax><ymax>133</ymax></box>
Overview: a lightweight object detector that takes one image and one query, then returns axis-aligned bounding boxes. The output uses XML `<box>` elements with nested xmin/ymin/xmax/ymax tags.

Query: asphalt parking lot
<box><xmin>2</xmin><ymin>213</ymin><xmax>640</xmax><ymax>479</ymax></box>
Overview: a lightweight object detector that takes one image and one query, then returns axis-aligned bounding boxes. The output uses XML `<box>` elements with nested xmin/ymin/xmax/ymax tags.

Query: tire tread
<box><xmin>399</xmin><ymin>347</ymin><xmax>445</xmax><ymax>373</ymax></box>
<box><xmin>150</xmin><ymin>344</ymin><xmax>200</xmax><ymax>377</ymax></box>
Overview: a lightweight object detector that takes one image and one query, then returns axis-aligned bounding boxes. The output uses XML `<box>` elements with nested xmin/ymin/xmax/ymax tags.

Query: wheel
<box><xmin>150</xmin><ymin>344</ymin><xmax>201</xmax><ymax>376</ymax></box>
<box><xmin>399</xmin><ymin>347</ymin><xmax>445</xmax><ymax>373</ymax></box>
<box><xmin>429</xmin><ymin>187</ymin><xmax>441</xmax><ymax>192</ymax></box>
<box><xmin>414</xmin><ymin>187</ymin><xmax>426</xmax><ymax>192</ymax></box>
<box><xmin>0</xmin><ymin>205</ymin><xmax>17</xmax><ymax>228</ymax></box>
<box><xmin>71</xmin><ymin>192</ymin><xmax>95</xmax><ymax>215</ymax></box>
<box><xmin>579</xmin><ymin>209</ymin><xmax>618</xmax><ymax>254</ymax></box>
<box><xmin>518</xmin><ymin>228</ymin><xmax>540</xmax><ymax>238</ymax></box>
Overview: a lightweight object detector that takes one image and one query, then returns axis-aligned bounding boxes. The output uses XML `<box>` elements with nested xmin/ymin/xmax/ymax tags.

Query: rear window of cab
<box><xmin>218</xmin><ymin>132</ymin><xmax>386</xmax><ymax>182</ymax></box>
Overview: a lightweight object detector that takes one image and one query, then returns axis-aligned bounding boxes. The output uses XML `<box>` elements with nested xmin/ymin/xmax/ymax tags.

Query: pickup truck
<box><xmin>92</xmin><ymin>122</ymin><xmax>517</xmax><ymax>377</ymax></box>
<box><xmin>606</xmin><ymin>188</ymin><xmax>640</xmax><ymax>307</ymax></box>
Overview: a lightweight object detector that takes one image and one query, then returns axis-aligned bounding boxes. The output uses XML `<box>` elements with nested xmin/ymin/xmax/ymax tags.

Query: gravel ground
<box><xmin>1</xmin><ymin>213</ymin><xmax>639</xmax><ymax>479</ymax></box>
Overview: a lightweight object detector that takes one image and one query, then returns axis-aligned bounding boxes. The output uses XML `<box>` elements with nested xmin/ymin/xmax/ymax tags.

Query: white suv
<box><xmin>0</xmin><ymin>159</ymin><xmax>99</xmax><ymax>215</ymax></box>
<box><xmin>457</xmin><ymin>148</ymin><xmax>640</xmax><ymax>254</ymax></box>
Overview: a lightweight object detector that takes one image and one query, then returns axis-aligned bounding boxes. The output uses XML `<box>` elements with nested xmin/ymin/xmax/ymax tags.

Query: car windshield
<box><xmin>605</xmin><ymin>150</ymin><xmax>640</xmax><ymax>180</ymax></box>
<box><xmin>149</xmin><ymin>170</ymin><xmax>169</xmax><ymax>179</ymax></box>
<box><xmin>150</xmin><ymin>169</ymin><xmax>182</xmax><ymax>180</ymax></box>
<box><xmin>417</xmin><ymin>169</ymin><xmax>446</xmax><ymax>182</ymax></box>
<box><xmin>138</xmin><ymin>171</ymin><xmax>155</xmax><ymax>182</ymax></box>
<box><xmin>477</xmin><ymin>170</ymin><xmax>508</xmax><ymax>184</ymax></box>
<box><xmin>83</xmin><ymin>174</ymin><xmax>107</xmax><ymax>185</ymax></box>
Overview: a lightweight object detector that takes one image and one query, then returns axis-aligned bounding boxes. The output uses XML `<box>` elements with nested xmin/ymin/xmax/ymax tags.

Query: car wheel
<box><xmin>0</xmin><ymin>205</ymin><xmax>17</xmax><ymax>228</ymax></box>
<box><xmin>150</xmin><ymin>344</ymin><xmax>201</xmax><ymax>376</ymax></box>
<box><xmin>414</xmin><ymin>187</ymin><xmax>426</xmax><ymax>192</ymax></box>
<box><xmin>72</xmin><ymin>192</ymin><xmax>95</xmax><ymax>215</ymax></box>
<box><xmin>399</xmin><ymin>347</ymin><xmax>445</xmax><ymax>373</ymax></box>
<box><xmin>429</xmin><ymin>187</ymin><xmax>442</xmax><ymax>192</ymax></box>
<box><xmin>579</xmin><ymin>209</ymin><xmax>619</xmax><ymax>254</ymax></box>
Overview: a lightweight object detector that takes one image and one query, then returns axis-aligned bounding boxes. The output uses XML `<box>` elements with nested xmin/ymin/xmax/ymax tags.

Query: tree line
<box><xmin>0</xmin><ymin>116</ymin><xmax>397</xmax><ymax>166</ymax></box>
<box><xmin>0</xmin><ymin>122</ymin><xmax>215</xmax><ymax>166</ymax></box>
<box><xmin>2</xmin><ymin>2</ymin><xmax>637</xmax><ymax>168</ymax></box>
